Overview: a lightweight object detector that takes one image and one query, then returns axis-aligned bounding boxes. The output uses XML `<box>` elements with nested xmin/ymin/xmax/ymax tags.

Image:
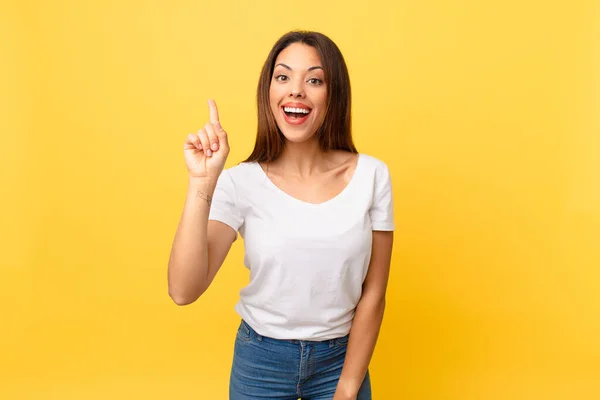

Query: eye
<box><xmin>274</xmin><ymin>74</ymin><xmax>289</xmax><ymax>82</ymax></box>
<box><xmin>308</xmin><ymin>78</ymin><xmax>324</xmax><ymax>85</ymax></box>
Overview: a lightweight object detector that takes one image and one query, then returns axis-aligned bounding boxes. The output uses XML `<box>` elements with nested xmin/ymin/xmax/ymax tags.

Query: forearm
<box><xmin>167</xmin><ymin>178</ymin><xmax>216</xmax><ymax>304</ymax></box>
<box><xmin>337</xmin><ymin>296</ymin><xmax>386</xmax><ymax>397</ymax></box>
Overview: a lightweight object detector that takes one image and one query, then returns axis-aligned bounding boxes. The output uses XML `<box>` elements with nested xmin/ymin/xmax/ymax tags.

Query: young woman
<box><xmin>168</xmin><ymin>31</ymin><xmax>395</xmax><ymax>400</ymax></box>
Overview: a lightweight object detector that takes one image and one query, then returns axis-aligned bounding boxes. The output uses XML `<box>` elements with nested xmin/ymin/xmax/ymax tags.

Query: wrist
<box><xmin>187</xmin><ymin>178</ymin><xmax>217</xmax><ymax>207</ymax></box>
<box><xmin>188</xmin><ymin>176</ymin><xmax>217</xmax><ymax>192</ymax></box>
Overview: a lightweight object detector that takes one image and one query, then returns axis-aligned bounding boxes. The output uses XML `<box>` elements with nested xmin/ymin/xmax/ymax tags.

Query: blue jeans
<box><xmin>230</xmin><ymin>320</ymin><xmax>372</xmax><ymax>399</ymax></box>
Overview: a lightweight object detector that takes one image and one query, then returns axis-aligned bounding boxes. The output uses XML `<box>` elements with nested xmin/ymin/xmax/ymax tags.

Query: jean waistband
<box><xmin>240</xmin><ymin>319</ymin><xmax>350</xmax><ymax>347</ymax></box>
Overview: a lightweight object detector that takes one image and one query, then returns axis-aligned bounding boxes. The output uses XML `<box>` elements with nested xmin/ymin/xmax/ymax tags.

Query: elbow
<box><xmin>167</xmin><ymin>265</ymin><xmax>207</xmax><ymax>306</ymax></box>
<box><xmin>168</xmin><ymin>287</ymin><xmax>202</xmax><ymax>306</ymax></box>
<box><xmin>170</xmin><ymin>295</ymin><xmax>196</xmax><ymax>306</ymax></box>
<box><xmin>358</xmin><ymin>293</ymin><xmax>386</xmax><ymax>313</ymax></box>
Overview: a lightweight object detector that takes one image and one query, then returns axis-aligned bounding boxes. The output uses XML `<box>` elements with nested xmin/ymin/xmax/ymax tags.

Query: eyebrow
<box><xmin>275</xmin><ymin>63</ymin><xmax>323</xmax><ymax>72</ymax></box>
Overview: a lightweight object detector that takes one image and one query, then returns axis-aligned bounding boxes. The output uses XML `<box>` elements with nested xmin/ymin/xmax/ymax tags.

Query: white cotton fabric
<box><xmin>208</xmin><ymin>153</ymin><xmax>395</xmax><ymax>341</ymax></box>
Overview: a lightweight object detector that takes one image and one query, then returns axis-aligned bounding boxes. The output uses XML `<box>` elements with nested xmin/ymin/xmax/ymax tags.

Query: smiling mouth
<box><xmin>282</xmin><ymin>106</ymin><xmax>312</xmax><ymax>119</ymax></box>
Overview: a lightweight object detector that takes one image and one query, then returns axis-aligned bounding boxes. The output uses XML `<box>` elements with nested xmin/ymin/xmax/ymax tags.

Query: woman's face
<box><xmin>269</xmin><ymin>42</ymin><xmax>327</xmax><ymax>144</ymax></box>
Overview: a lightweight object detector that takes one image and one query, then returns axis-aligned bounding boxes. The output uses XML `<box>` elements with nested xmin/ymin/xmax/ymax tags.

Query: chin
<box><xmin>278</xmin><ymin>127</ymin><xmax>318</xmax><ymax>144</ymax></box>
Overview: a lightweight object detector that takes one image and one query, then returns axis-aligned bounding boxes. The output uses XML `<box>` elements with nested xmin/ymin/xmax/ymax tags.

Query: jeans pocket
<box><xmin>236</xmin><ymin>320</ymin><xmax>256</xmax><ymax>342</ymax></box>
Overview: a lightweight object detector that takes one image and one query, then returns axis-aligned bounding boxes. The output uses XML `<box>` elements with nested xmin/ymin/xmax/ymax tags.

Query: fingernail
<box><xmin>206</xmin><ymin>149</ymin><xmax>212</xmax><ymax>157</ymax></box>
<box><xmin>211</xmin><ymin>143</ymin><xmax>219</xmax><ymax>151</ymax></box>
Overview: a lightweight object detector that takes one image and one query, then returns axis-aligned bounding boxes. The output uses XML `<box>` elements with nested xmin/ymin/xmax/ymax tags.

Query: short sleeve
<box><xmin>370</xmin><ymin>162</ymin><xmax>395</xmax><ymax>231</ymax></box>
<box><xmin>208</xmin><ymin>169</ymin><xmax>244</xmax><ymax>234</ymax></box>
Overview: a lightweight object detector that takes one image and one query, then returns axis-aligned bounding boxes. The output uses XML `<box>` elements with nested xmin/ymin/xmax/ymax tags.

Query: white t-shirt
<box><xmin>208</xmin><ymin>153</ymin><xmax>395</xmax><ymax>341</ymax></box>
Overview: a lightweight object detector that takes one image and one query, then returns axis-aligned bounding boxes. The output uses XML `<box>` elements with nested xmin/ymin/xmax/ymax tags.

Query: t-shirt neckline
<box><xmin>253</xmin><ymin>153</ymin><xmax>364</xmax><ymax>207</ymax></box>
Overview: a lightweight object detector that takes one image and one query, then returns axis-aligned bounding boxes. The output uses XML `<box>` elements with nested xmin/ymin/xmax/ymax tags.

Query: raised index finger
<box><xmin>208</xmin><ymin>99</ymin><xmax>219</xmax><ymax>124</ymax></box>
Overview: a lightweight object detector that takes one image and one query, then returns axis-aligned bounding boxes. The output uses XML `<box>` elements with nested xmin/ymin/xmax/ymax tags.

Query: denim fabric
<box><xmin>230</xmin><ymin>320</ymin><xmax>372</xmax><ymax>400</ymax></box>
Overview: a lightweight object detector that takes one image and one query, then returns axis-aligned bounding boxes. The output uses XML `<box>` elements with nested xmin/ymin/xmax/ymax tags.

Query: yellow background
<box><xmin>1</xmin><ymin>0</ymin><xmax>599</xmax><ymax>398</ymax></box>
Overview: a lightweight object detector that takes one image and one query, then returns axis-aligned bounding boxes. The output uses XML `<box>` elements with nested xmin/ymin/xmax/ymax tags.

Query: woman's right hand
<box><xmin>184</xmin><ymin>99</ymin><xmax>230</xmax><ymax>181</ymax></box>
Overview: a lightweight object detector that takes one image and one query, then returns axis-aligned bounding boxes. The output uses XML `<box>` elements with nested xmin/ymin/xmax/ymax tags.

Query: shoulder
<box><xmin>217</xmin><ymin>161</ymin><xmax>264</xmax><ymax>200</ymax></box>
<box><xmin>221</xmin><ymin>161</ymin><xmax>259</xmax><ymax>182</ymax></box>
<box><xmin>358</xmin><ymin>153</ymin><xmax>392</xmax><ymax>177</ymax></box>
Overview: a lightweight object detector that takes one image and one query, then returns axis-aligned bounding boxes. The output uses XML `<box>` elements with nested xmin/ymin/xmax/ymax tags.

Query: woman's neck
<box><xmin>273</xmin><ymin>138</ymin><xmax>328</xmax><ymax>178</ymax></box>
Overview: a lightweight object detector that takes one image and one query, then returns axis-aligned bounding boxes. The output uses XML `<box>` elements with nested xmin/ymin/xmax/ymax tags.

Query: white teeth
<box><xmin>283</xmin><ymin>107</ymin><xmax>310</xmax><ymax>114</ymax></box>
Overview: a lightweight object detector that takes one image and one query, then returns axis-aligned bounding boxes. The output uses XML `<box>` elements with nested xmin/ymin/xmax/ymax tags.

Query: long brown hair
<box><xmin>244</xmin><ymin>31</ymin><xmax>357</xmax><ymax>163</ymax></box>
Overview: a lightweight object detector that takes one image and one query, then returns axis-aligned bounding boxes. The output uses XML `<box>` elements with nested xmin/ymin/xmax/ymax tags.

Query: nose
<box><xmin>289</xmin><ymin>82</ymin><xmax>305</xmax><ymax>98</ymax></box>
